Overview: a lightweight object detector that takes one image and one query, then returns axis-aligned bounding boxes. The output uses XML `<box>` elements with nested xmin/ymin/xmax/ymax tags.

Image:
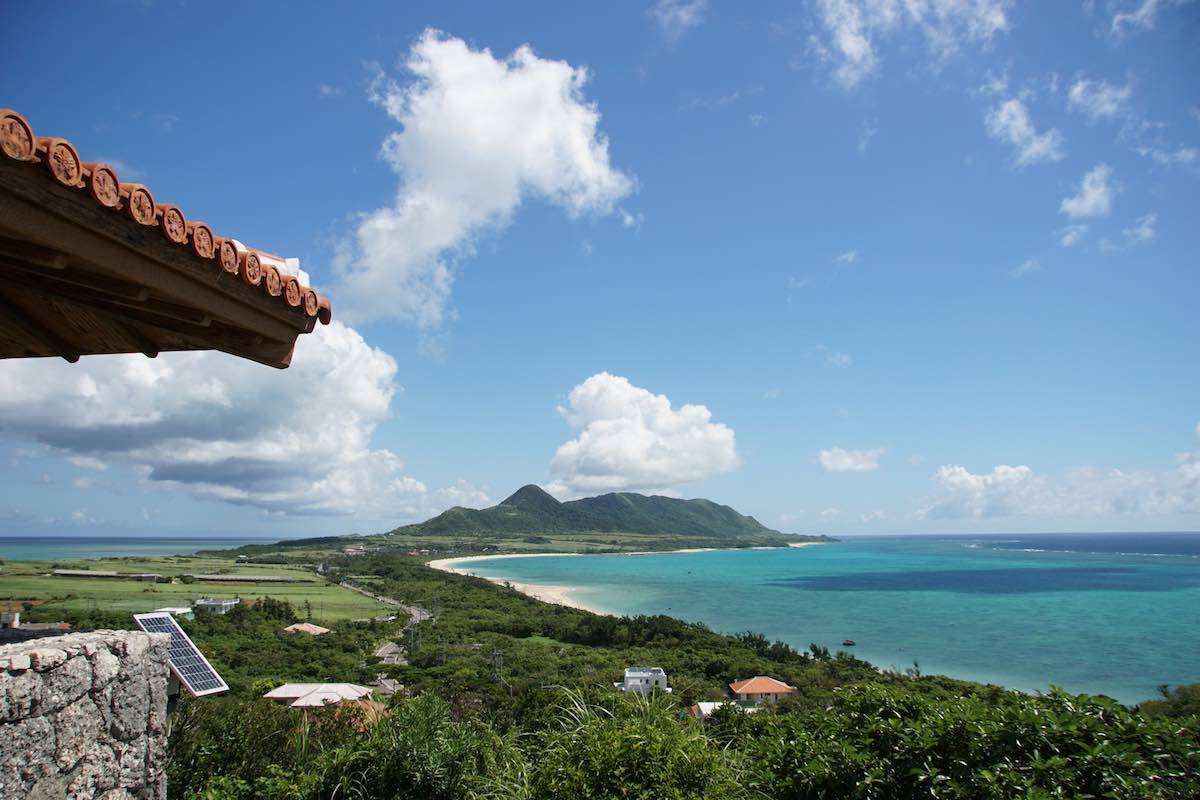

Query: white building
<box><xmin>153</xmin><ymin>607</ymin><xmax>195</xmax><ymax>620</ymax></box>
<box><xmin>614</xmin><ymin>666</ymin><xmax>671</xmax><ymax>695</ymax></box>
<box><xmin>728</xmin><ymin>675</ymin><xmax>796</xmax><ymax>704</ymax></box>
<box><xmin>263</xmin><ymin>683</ymin><xmax>373</xmax><ymax>708</ymax></box>
<box><xmin>193</xmin><ymin>598</ymin><xmax>240</xmax><ymax>615</ymax></box>
<box><xmin>688</xmin><ymin>701</ymin><xmax>762</xmax><ymax>721</ymax></box>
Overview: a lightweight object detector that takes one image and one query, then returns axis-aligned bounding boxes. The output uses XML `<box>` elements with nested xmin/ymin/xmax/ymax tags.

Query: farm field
<box><xmin>0</xmin><ymin>555</ymin><xmax>392</xmax><ymax>623</ymax></box>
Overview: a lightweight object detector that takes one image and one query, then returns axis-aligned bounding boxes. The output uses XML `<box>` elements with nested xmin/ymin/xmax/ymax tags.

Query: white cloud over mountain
<box><xmin>336</xmin><ymin>30</ymin><xmax>634</xmax><ymax>326</ymax></box>
<box><xmin>818</xmin><ymin>446</ymin><xmax>885</xmax><ymax>472</ymax></box>
<box><xmin>547</xmin><ymin>372</ymin><xmax>740</xmax><ymax>496</ymax></box>
<box><xmin>813</xmin><ymin>0</ymin><xmax>1011</xmax><ymax>88</ymax></box>
<box><xmin>0</xmin><ymin>323</ymin><xmax>481</xmax><ymax>519</ymax></box>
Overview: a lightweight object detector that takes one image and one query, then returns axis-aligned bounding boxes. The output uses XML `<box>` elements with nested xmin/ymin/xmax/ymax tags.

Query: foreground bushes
<box><xmin>741</xmin><ymin>685</ymin><xmax>1200</xmax><ymax>799</ymax></box>
<box><xmin>170</xmin><ymin>684</ymin><xmax>1199</xmax><ymax>800</ymax></box>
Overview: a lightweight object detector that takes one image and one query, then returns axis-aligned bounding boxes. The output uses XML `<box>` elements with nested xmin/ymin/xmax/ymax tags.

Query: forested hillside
<box><xmin>386</xmin><ymin>484</ymin><xmax>829</xmax><ymax>548</ymax></box>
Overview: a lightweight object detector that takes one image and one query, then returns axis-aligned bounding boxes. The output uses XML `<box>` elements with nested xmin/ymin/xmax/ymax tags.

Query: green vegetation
<box><xmin>170</xmin><ymin>684</ymin><xmax>1199</xmax><ymax>799</ymax></box>
<box><xmin>1140</xmin><ymin>683</ymin><xmax>1200</xmax><ymax>719</ymax></box>
<box><xmin>0</xmin><ymin>554</ymin><xmax>391</xmax><ymax>622</ymax></box>
<box><xmin>5</xmin><ymin>541</ymin><xmax>1196</xmax><ymax>799</ymax></box>
<box><xmin>339</xmin><ymin>555</ymin><xmax>924</xmax><ymax>711</ymax></box>
<box><xmin>382</xmin><ymin>484</ymin><xmax>831</xmax><ymax>551</ymax></box>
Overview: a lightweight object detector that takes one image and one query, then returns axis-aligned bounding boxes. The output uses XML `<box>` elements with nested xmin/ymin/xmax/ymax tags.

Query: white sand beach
<box><xmin>427</xmin><ymin>542</ymin><xmax>825</xmax><ymax>615</ymax></box>
<box><xmin>427</xmin><ymin>553</ymin><xmax>610</xmax><ymax>615</ymax></box>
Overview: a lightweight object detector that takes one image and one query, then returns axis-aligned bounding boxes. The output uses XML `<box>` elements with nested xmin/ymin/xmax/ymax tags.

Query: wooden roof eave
<box><xmin>0</xmin><ymin>160</ymin><xmax>314</xmax><ymax>368</ymax></box>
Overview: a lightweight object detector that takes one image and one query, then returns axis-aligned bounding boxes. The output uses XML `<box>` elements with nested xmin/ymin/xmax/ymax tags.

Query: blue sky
<box><xmin>1</xmin><ymin>1</ymin><xmax>1198</xmax><ymax>538</ymax></box>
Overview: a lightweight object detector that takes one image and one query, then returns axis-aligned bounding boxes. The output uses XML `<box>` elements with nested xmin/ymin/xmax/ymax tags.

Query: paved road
<box><xmin>342</xmin><ymin>580</ymin><xmax>432</xmax><ymax>667</ymax></box>
<box><xmin>341</xmin><ymin>580</ymin><xmax>432</xmax><ymax>625</ymax></box>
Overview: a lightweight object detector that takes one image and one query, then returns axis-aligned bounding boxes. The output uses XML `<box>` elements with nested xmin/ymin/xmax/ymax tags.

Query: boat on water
<box><xmin>842</xmin><ymin>639</ymin><xmax>856</xmax><ymax>647</ymax></box>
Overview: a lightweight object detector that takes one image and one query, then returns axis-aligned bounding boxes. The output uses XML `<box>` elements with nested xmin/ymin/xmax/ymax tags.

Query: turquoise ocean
<box><xmin>461</xmin><ymin>533</ymin><xmax>1200</xmax><ymax>705</ymax></box>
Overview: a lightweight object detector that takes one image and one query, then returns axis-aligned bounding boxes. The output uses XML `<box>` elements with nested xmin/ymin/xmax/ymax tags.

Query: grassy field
<box><xmin>1</xmin><ymin>553</ymin><xmax>311</xmax><ymax>577</ymax></box>
<box><xmin>0</xmin><ymin>554</ymin><xmax>392</xmax><ymax>623</ymax></box>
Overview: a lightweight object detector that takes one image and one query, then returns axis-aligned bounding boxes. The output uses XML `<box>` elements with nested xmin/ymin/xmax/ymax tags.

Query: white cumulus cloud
<box><xmin>547</xmin><ymin>372</ymin><xmax>740</xmax><ymax>496</ymax></box>
<box><xmin>1061</xmin><ymin>164</ymin><xmax>1115</xmax><ymax>218</ymax></box>
<box><xmin>1123</xmin><ymin>212</ymin><xmax>1157</xmax><ymax>244</ymax></box>
<box><xmin>813</xmin><ymin>0</ymin><xmax>1011</xmax><ymax>88</ymax></box>
<box><xmin>819</xmin><ymin>446</ymin><xmax>885</xmax><ymax>473</ymax></box>
<box><xmin>650</xmin><ymin>0</ymin><xmax>706</xmax><ymax>38</ymax></box>
<box><xmin>812</xmin><ymin>344</ymin><xmax>853</xmax><ymax>367</ymax></box>
<box><xmin>985</xmin><ymin>99</ymin><xmax>1065</xmax><ymax>166</ymax></box>
<box><xmin>1136</xmin><ymin>145</ymin><xmax>1198</xmax><ymax>166</ymax></box>
<box><xmin>0</xmin><ymin>323</ymin><xmax>463</xmax><ymax>520</ymax></box>
<box><xmin>918</xmin><ymin>459</ymin><xmax>1200</xmax><ymax>519</ymax></box>
<box><xmin>1067</xmin><ymin>78</ymin><xmax>1132</xmax><ymax>121</ymax></box>
<box><xmin>1010</xmin><ymin>258</ymin><xmax>1040</xmax><ymax>277</ymax></box>
<box><xmin>336</xmin><ymin>30</ymin><xmax>633</xmax><ymax>326</ymax></box>
<box><xmin>1058</xmin><ymin>224</ymin><xmax>1088</xmax><ymax>247</ymax></box>
<box><xmin>1111</xmin><ymin>0</ymin><xmax>1187</xmax><ymax>35</ymax></box>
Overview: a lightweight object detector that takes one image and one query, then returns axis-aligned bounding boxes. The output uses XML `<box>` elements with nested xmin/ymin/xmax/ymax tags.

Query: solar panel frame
<box><xmin>133</xmin><ymin>611</ymin><xmax>228</xmax><ymax>697</ymax></box>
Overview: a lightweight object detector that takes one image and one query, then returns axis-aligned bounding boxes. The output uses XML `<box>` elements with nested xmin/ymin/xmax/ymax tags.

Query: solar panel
<box><xmin>133</xmin><ymin>612</ymin><xmax>228</xmax><ymax>697</ymax></box>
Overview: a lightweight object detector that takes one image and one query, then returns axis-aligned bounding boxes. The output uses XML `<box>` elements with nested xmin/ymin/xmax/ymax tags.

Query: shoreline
<box><xmin>427</xmin><ymin>554</ymin><xmax>610</xmax><ymax>615</ymax></box>
<box><xmin>426</xmin><ymin>541</ymin><xmax>827</xmax><ymax>616</ymax></box>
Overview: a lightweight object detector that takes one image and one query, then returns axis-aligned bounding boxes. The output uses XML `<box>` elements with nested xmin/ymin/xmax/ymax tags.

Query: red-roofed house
<box><xmin>728</xmin><ymin>675</ymin><xmax>796</xmax><ymax>704</ymax></box>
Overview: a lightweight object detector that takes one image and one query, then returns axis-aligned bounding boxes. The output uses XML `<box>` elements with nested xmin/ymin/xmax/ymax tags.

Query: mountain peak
<box><xmin>500</xmin><ymin>484</ymin><xmax>561</xmax><ymax>512</ymax></box>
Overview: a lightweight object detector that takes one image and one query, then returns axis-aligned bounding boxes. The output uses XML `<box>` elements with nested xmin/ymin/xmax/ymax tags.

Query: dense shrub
<box><xmin>519</xmin><ymin>690</ymin><xmax>742</xmax><ymax>800</ymax></box>
<box><xmin>742</xmin><ymin>684</ymin><xmax>1200</xmax><ymax>799</ymax></box>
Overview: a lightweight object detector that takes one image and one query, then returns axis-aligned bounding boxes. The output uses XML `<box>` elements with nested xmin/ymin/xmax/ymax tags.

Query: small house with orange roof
<box><xmin>728</xmin><ymin>675</ymin><xmax>796</xmax><ymax>704</ymax></box>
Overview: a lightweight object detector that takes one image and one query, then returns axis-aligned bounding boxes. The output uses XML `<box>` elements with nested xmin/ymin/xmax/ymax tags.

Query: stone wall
<box><xmin>0</xmin><ymin>630</ymin><xmax>170</xmax><ymax>799</ymax></box>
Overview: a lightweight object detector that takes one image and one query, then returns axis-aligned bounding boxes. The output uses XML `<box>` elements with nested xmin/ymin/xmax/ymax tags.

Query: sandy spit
<box><xmin>426</xmin><ymin>541</ymin><xmax>825</xmax><ymax>615</ymax></box>
<box><xmin>426</xmin><ymin>553</ymin><xmax>609</xmax><ymax>615</ymax></box>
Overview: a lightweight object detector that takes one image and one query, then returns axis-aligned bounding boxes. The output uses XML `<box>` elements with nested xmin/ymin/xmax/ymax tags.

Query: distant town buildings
<box><xmin>193</xmin><ymin>598</ymin><xmax>240</xmax><ymax>615</ymax></box>
<box><xmin>343</xmin><ymin>546</ymin><xmax>368</xmax><ymax>557</ymax></box>
<box><xmin>728</xmin><ymin>676</ymin><xmax>796</xmax><ymax>704</ymax></box>
<box><xmin>615</xmin><ymin>666</ymin><xmax>671</xmax><ymax>695</ymax></box>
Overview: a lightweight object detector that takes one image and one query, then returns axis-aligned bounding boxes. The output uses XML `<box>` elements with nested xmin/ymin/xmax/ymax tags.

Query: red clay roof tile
<box><xmin>0</xmin><ymin>108</ymin><xmax>331</xmax><ymax>326</ymax></box>
<box><xmin>729</xmin><ymin>676</ymin><xmax>796</xmax><ymax>695</ymax></box>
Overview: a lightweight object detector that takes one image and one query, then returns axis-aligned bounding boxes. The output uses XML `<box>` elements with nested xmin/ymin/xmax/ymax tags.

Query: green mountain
<box><xmin>386</xmin><ymin>484</ymin><xmax>831</xmax><ymax>548</ymax></box>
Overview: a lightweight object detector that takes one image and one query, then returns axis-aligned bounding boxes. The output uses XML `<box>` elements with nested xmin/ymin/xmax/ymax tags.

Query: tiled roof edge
<box><xmin>0</xmin><ymin>108</ymin><xmax>331</xmax><ymax>325</ymax></box>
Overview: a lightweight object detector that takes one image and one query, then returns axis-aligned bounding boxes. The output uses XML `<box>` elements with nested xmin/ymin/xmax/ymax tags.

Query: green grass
<box><xmin>1</xmin><ymin>553</ymin><xmax>312</xmax><ymax>577</ymax></box>
<box><xmin>0</xmin><ymin>556</ymin><xmax>392</xmax><ymax>623</ymax></box>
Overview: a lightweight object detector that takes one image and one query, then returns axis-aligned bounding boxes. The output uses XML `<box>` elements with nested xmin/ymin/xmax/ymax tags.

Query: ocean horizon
<box><xmin>459</xmin><ymin>532</ymin><xmax>1200</xmax><ymax>705</ymax></box>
